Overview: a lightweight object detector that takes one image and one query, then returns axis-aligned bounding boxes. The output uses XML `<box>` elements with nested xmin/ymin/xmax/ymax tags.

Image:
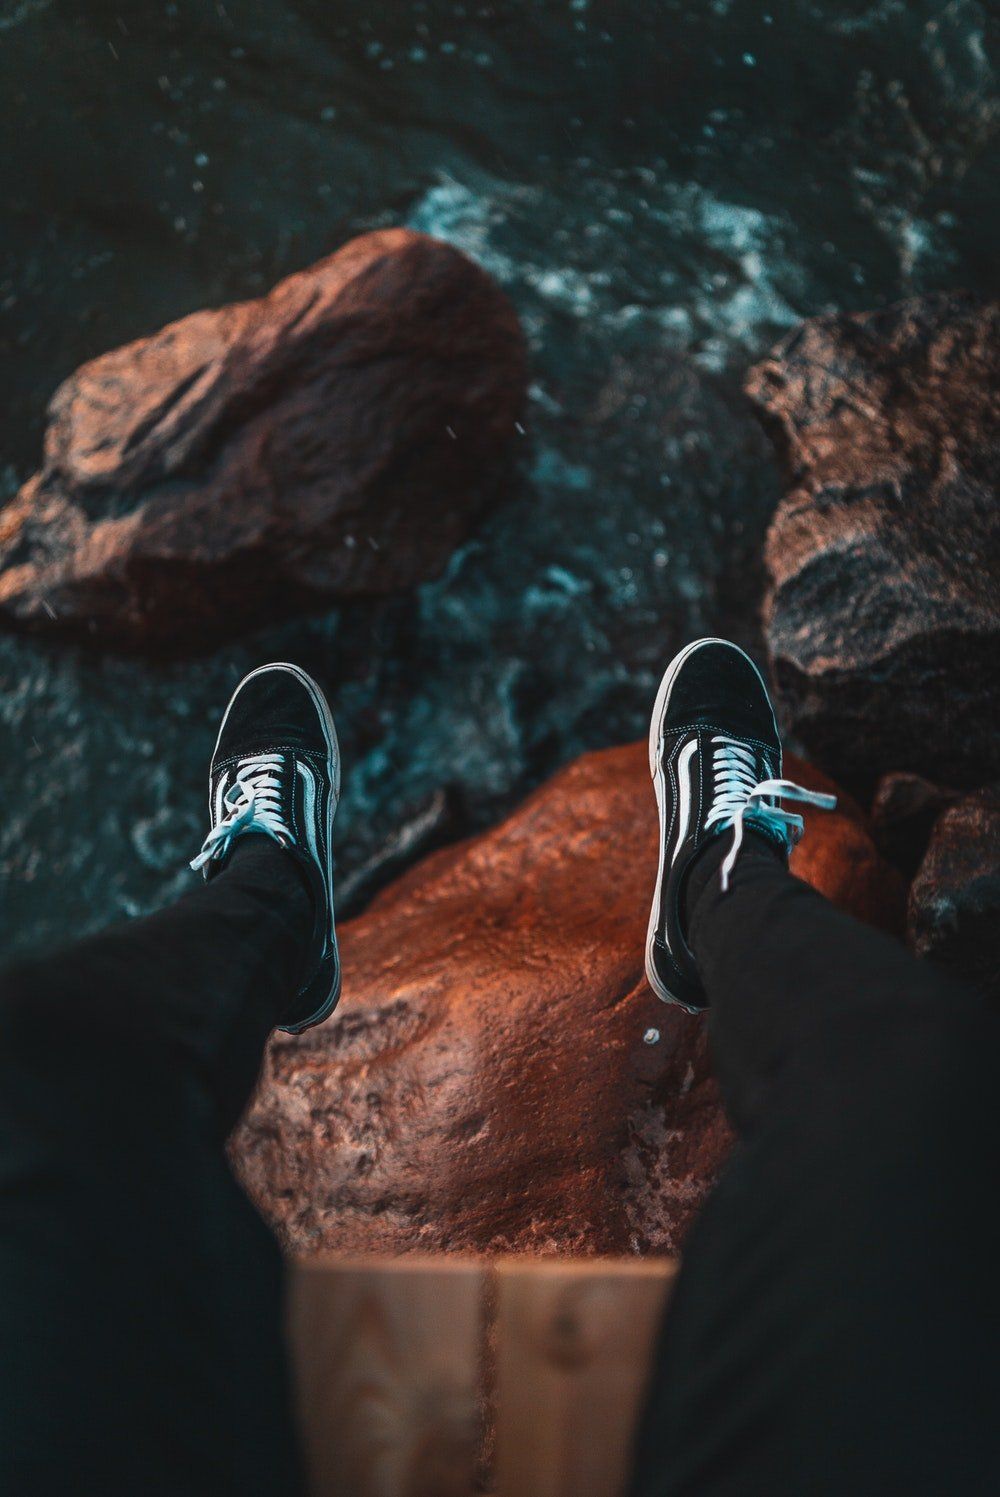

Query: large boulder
<box><xmin>233</xmin><ymin>739</ymin><xmax>904</xmax><ymax>1258</ymax></box>
<box><xmin>908</xmin><ymin>787</ymin><xmax>1000</xmax><ymax>1001</ymax></box>
<box><xmin>0</xmin><ymin>229</ymin><xmax>527</xmax><ymax>649</ymax></box>
<box><xmin>747</xmin><ymin>292</ymin><xmax>1000</xmax><ymax>791</ymax></box>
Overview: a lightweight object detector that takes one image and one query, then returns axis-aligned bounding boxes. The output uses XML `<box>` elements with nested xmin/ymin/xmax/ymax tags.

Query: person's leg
<box><xmin>692</xmin><ymin>831</ymin><xmax>979</xmax><ymax>1137</ymax></box>
<box><xmin>0</xmin><ymin>841</ymin><xmax>309</xmax><ymax>1497</ymax></box>
<box><xmin>634</xmin><ymin>639</ymin><xmax>1000</xmax><ymax>1496</ymax></box>
<box><xmin>0</xmin><ymin>662</ymin><xmax>342</xmax><ymax>1497</ymax></box>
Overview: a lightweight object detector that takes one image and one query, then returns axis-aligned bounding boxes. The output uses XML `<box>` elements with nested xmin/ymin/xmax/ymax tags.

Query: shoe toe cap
<box><xmin>217</xmin><ymin>664</ymin><xmax>331</xmax><ymax>763</ymax></box>
<box><xmin>665</xmin><ymin>641</ymin><xmax>778</xmax><ymax>745</ymax></box>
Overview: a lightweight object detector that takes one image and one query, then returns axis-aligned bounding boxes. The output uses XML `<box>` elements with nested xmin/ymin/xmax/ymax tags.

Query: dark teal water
<box><xmin>2</xmin><ymin>0</ymin><xmax>998</xmax><ymax>960</ymax></box>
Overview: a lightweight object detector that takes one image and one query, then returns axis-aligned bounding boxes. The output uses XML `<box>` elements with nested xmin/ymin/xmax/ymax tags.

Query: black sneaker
<box><xmin>645</xmin><ymin>637</ymin><xmax>835</xmax><ymax>1012</ymax></box>
<box><xmin>190</xmin><ymin>662</ymin><xmax>341</xmax><ymax>1034</ymax></box>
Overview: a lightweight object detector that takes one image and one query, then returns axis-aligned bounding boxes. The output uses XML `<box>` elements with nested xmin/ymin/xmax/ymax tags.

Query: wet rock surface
<box><xmin>908</xmin><ymin>787</ymin><xmax>1000</xmax><ymax>1001</ymax></box>
<box><xmin>0</xmin><ymin>229</ymin><xmax>526</xmax><ymax>649</ymax></box>
<box><xmin>748</xmin><ymin>292</ymin><xmax>1000</xmax><ymax>792</ymax></box>
<box><xmin>233</xmin><ymin>740</ymin><xmax>902</xmax><ymax>1257</ymax></box>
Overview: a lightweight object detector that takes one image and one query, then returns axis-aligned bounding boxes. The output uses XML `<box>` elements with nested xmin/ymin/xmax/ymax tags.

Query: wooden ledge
<box><xmin>290</xmin><ymin>1254</ymin><xmax>678</xmax><ymax>1497</ymax></box>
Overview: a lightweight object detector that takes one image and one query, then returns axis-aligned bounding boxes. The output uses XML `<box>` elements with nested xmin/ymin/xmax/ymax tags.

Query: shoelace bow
<box><xmin>705</xmin><ymin>735</ymin><xmax>836</xmax><ymax>892</ymax></box>
<box><xmin>190</xmin><ymin>754</ymin><xmax>292</xmax><ymax>872</ymax></box>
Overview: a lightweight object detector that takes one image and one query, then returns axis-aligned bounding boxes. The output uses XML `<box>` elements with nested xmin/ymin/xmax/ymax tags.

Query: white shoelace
<box><xmin>190</xmin><ymin>754</ymin><xmax>292</xmax><ymax>872</ymax></box>
<box><xmin>704</xmin><ymin>735</ymin><xmax>837</xmax><ymax>892</ymax></box>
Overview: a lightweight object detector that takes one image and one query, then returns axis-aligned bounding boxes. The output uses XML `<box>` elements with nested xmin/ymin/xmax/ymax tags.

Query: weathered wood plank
<box><xmin>290</xmin><ymin>1255</ymin><xmax>484</xmax><ymax>1497</ymax></box>
<box><xmin>493</xmin><ymin>1258</ymin><xmax>677</xmax><ymax>1497</ymax></box>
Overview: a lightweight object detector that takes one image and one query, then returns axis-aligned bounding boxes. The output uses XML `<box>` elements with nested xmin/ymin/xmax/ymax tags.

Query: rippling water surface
<box><xmin>2</xmin><ymin>0</ymin><xmax>998</xmax><ymax>959</ymax></box>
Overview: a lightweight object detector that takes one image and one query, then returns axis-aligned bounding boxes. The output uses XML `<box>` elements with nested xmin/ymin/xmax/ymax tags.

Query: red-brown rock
<box><xmin>908</xmin><ymin>787</ymin><xmax>1000</xmax><ymax>1001</ymax></box>
<box><xmin>747</xmin><ymin>292</ymin><xmax>1000</xmax><ymax>791</ymax></box>
<box><xmin>233</xmin><ymin>740</ymin><xmax>904</xmax><ymax>1259</ymax></box>
<box><xmin>0</xmin><ymin>229</ymin><xmax>527</xmax><ymax>649</ymax></box>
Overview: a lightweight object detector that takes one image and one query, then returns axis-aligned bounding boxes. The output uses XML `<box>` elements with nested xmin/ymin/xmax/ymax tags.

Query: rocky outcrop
<box><xmin>0</xmin><ymin>230</ymin><xmax>527</xmax><ymax>649</ymax></box>
<box><xmin>908</xmin><ymin>787</ymin><xmax>1000</xmax><ymax>1001</ymax></box>
<box><xmin>233</xmin><ymin>740</ymin><xmax>904</xmax><ymax>1258</ymax></box>
<box><xmin>747</xmin><ymin>292</ymin><xmax>1000</xmax><ymax>792</ymax></box>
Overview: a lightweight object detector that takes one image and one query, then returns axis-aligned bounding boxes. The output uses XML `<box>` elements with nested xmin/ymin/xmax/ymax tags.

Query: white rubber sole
<box><xmin>643</xmin><ymin>637</ymin><xmax>769</xmax><ymax>1010</ymax></box>
<box><xmin>212</xmin><ymin>661</ymin><xmax>342</xmax><ymax>1032</ymax></box>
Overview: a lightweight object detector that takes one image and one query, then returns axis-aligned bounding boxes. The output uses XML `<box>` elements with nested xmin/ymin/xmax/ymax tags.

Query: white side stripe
<box><xmin>672</xmin><ymin>739</ymin><xmax>699</xmax><ymax>864</ymax></box>
<box><xmin>214</xmin><ymin>770</ymin><xmax>229</xmax><ymax>827</ymax></box>
<box><xmin>297</xmin><ymin>761</ymin><xmax>319</xmax><ymax>866</ymax></box>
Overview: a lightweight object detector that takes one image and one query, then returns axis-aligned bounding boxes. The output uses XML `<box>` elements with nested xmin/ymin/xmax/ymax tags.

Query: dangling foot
<box><xmin>191</xmin><ymin>662</ymin><xmax>341</xmax><ymax>1034</ymax></box>
<box><xmin>645</xmin><ymin>637</ymin><xmax>835</xmax><ymax>1012</ymax></box>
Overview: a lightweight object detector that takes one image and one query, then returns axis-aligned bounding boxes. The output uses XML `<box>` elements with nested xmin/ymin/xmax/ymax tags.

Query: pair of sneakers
<box><xmin>190</xmin><ymin>640</ymin><xmax>833</xmax><ymax>1032</ymax></box>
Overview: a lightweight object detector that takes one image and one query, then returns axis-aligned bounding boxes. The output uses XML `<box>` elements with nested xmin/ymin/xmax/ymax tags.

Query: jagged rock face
<box><xmin>908</xmin><ymin>787</ymin><xmax>1000</xmax><ymax>1001</ymax></box>
<box><xmin>0</xmin><ymin>229</ymin><xmax>527</xmax><ymax>650</ymax></box>
<box><xmin>747</xmin><ymin>292</ymin><xmax>1000</xmax><ymax>792</ymax></box>
<box><xmin>233</xmin><ymin>740</ymin><xmax>903</xmax><ymax>1259</ymax></box>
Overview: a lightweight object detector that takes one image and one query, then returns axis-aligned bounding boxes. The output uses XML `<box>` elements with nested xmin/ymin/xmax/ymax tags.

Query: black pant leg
<box><xmin>691</xmin><ymin>836</ymin><xmax>967</xmax><ymax>1136</ymax></box>
<box><xmin>631</xmin><ymin>839</ymin><xmax>1000</xmax><ymax>1497</ymax></box>
<box><xmin>0</xmin><ymin>841</ymin><xmax>310</xmax><ymax>1497</ymax></box>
